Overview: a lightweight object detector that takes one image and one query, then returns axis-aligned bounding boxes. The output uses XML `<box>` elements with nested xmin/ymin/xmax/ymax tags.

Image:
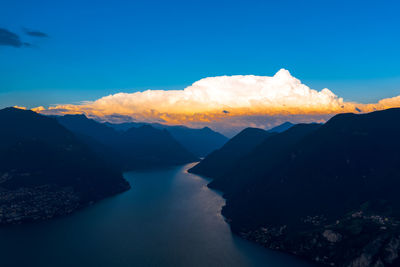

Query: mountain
<box><xmin>116</xmin><ymin>125</ymin><xmax>198</xmax><ymax>169</ymax></box>
<box><xmin>266</xmin><ymin>122</ymin><xmax>294</xmax><ymax>133</ymax></box>
<box><xmin>0</xmin><ymin>107</ymin><xmax>129</xmax><ymax>224</ymax></box>
<box><xmin>188</xmin><ymin>128</ymin><xmax>276</xmax><ymax>178</ymax></box>
<box><xmin>105</xmin><ymin>122</ymin><xmax>228</xmax><ymax>157</ymax></box>
<box><xmin>212</xmin><ymin>108</ymin><xmax>400</xmax><ymax>266</ymax></box>
<box><xmin>56</xmin><ymin>115</ymin><xmax>198</xmax><ymax>170</ymax></box>
<box><xmin>157</xmin><ymin>126</ymin><xmax>227</xmax><ymax>157</ymax></box>
<box><xmin>208</xmin><ymin>123</ymin><xmax>321</xmax><ymax>194</ymax></box>
<box><xmin>55</xmin><ymin>114</ymin><xmax>119</xmax><ymax>144</ymax></box>
<box><xmin>104</xmin><ymin>121</ymin><xmax>148</xmax><ymax>131</ymax></box>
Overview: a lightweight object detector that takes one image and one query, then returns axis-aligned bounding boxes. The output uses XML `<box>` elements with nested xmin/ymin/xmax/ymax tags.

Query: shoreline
<box><xmin>0</xmin><ymin>182</ymin><xmax>131</xmax><ymax>226</ymax></box>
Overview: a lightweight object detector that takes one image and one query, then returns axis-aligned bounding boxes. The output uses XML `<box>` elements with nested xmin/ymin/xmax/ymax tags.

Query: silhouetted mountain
<box><xmin>104</xmin><ymin>121</ymin><xmax>147</xmax><ymax>131</ymax></box>
<box><xmin>208</xmin><ymin>123</ymin><xmax>321</xmax><ymax>194</ymax></box>
<box><xmin>207</xmin><ymin>108</ymin><xmax>400</xmax><ymax>266</ymax></box>
<box><xmin>105</xmin><ymin>122</ymin><xmax>228</xmax><ymax>157</ymax></box>
<box><xmin>224</xmin><ymin>109</ymin><xmax>400</xmax><ymax>228</ymax></box>
<box><xmin>116</xmin><ymin>125</ymin><xmax>198</xmax><ymax>169</ymax></box>
<box><xmin>160</xmin><ymin>126</ymin><xmax>227</xmax><ymax>157</ymax></box>
<box><xmin>266</xmin><ymin>122</ymin><xmax>294</xmax><ymax>133</ymax></box>
<box><xmin>56</xmin><ymin>115</ymin><xmax>198</xmax><ymax>170</ymax></box>
<box><xmin>56</xmin><ymin>114</ymin><xmax>119</xmax><ymax>144</ymax></box>
<box><xmin>188</xmin><ymin>128</ymin><xmax>275</xmax><ymax>178</ymax></box>
<box><xmin>0</xmin><ymin>107</ymin><xmax>129</xmax><ymax>224</ymax></box>
<box><xmin>56</xmin><ymin>115</ymin><xmax>123</xmax><ymax>168</ymax></box>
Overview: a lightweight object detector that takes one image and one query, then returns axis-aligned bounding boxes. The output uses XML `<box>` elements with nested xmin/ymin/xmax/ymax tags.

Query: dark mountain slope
<box><xmin>56</xmin><ymin>115</ymin><xmax>198</xmax><ymax>170</ymax></box>
<box><xmin>218</xmin><ymin>108</ymin><xmax>400</xmax><ymax>266</ymax></box>
<box><xmin>56</xmin><ymin>114</ymin><xmax>119</xmax><ymax>144</ymax></box>
<box><xmin>267</xmin><ymin>122</ymin><xmax>294</xmax><ymax>133</ymax></box>
<box><xmin>159</xmin><ymin>126</ymin><xmax>227</xmax><ymax>157</ymax></box>
<box><xmin>209</xmin><ymin>123</ymin><xmax>321</xmax><ymax>194</ymax></box>
<box><xmin>105</xmin><ymin>122</ymin><xmax>228</xmax><ymax>157</ymax></box>
<box><xmin>188</xmin><ymin>128</ymin><xmax>275</xmax><ymax>178</ymax></box>
<box><xmin>224</xmin><ymin>108</ymin><xmax>400</xmax><ymax>229</ymax></box>
<box><xmin>116</xmin><ymin>125</ymin><xmax>198</xmax><ymax>169</ymax></box>
<box><xmin>0</xmin><ymin>107</ymin><xmax>129</xmax><ymax>224</ymax></box>
<box><xmin>56</xmin><ymin>115</ymin><xmax>121</xmax><ymax>168</ymax></box>
<box><xmin>104</xmin><ymin>121</ymin><xmax>147</xmax><ymax>131</ymax></box>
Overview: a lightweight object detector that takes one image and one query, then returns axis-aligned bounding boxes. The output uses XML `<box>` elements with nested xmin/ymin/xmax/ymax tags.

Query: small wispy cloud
<box><xmin>23</xmin><ymin>28</ymin><xmax>48</xmax><ymax>38</ymax></box>
<box><xmin>0</xmin><ymin>27</ymin><xmax>49</xmax><ymax>48</ymax></box>
<box><xmin>0</xmin><ymin>28</ymin><xmax>31</xmax><ymax>47</ymax></box>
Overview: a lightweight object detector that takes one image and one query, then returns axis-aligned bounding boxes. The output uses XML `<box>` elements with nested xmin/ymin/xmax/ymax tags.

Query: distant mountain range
<box><xmin>205</xmin><ymin>123</ymin><xmax>320</xmax><ymax>195</ymax></box>
<box><xmin>266</xmin><ymin>121</ymin><xmax>294</xmax><ymax>133</ymax></box>
<box><xmin>0</xmin><ymin>107</ymin><xmax>130</xmax><ymax>224</ymax></box>
<box><xmin>188</xmin><ymin>121</ymin><xmax>301</xmax><ymax>180</ymax></box>
<box><xmin>105</xmin><ymin>122</ymin><xmax>228</xmax><ymax>157</ymax></box>
<box><xmin>189</xmin><ymin>108</ymin><xmax>400</xmax><ymax>266</ymax></box>
<box><xmin>56</xmin><ymin>115</ymin><xmax>199</xmax><ymax>170</ymax></box>
<box><xmin>188</xmin><ymin>127</ymin><xmax>276</xmax><ymax>178</ymax></box>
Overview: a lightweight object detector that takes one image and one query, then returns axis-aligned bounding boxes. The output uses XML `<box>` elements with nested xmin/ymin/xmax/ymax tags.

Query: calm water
<box><xmin>0</xmin><ymin>163</ymin><xmax>312</xmax><ymax>267</ymax></box>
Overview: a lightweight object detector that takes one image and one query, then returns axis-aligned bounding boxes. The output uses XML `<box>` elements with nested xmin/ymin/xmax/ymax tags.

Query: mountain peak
<box><xmin>201</xmin><ymin>126</ymin><xmax>212</xmax><ymax>132</ymax></box>
<box><xmin>267</xmin><ymin>122</ymin><xmax>294</xmax><ymax>133</ymax></box>
<box><xmin>1</xmin><ymin>106</ymin><xmax>35</xmax><ymax>115</ymax></box>
<box><xmin>63</xmin><ymin>114</ymin><xmax>88</xmax><ymax>119</ymax></box>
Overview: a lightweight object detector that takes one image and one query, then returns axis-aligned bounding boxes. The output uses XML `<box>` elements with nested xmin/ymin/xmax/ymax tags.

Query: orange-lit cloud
<box><xmin>13</xmin><ymin>106</ymin><xmax>27</xmax><ymax>110</ymax></box>
<box><xmin>34</xmin><ymin>69</ymin><xmax>400</xmax><ymax>136</ymax></box>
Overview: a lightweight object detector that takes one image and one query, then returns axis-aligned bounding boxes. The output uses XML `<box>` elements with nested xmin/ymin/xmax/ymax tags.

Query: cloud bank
<box><xmin>34</xmin><ymin>69</ymin><xmax>400</xmax><ymax>136</ymax></box>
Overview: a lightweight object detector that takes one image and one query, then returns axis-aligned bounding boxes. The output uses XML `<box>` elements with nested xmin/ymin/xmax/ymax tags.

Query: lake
<box><xmin>0</xmin><ymin>163</ymin><xmax>311</xmax><ymax>267</ymax></box>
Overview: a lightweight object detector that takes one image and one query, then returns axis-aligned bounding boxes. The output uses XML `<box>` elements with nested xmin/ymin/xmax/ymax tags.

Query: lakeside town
<box><xmin>0</xmin><ymin>185</ymin><xmax>80</xmax><ymax>225</ymax></box>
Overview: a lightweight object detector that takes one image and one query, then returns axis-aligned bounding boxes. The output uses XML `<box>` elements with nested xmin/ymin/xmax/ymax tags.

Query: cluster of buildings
<box><xmin>0</xmin><ymin>185</ymin><xmax>80</xmax><ymax>225</ymax></box>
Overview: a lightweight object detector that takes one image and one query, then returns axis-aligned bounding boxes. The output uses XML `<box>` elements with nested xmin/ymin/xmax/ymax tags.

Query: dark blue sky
<box><xmin>1</xmin><ymin>0</ymin><xmax>399</xmax><ymax>108</ymax></box>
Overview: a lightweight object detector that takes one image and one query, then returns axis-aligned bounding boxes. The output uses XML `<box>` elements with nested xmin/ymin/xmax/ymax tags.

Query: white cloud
<box><xmin>34</xmin><ymin>69</ymin><xmax>400</xmax><ymax>136</ymax></box>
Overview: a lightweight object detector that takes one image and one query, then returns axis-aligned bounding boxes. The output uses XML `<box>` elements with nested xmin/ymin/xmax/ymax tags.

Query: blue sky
<box><xmin>1</xmin><ymin>0</ymin><xmax>399</xmax><ymax>108</ymax></box>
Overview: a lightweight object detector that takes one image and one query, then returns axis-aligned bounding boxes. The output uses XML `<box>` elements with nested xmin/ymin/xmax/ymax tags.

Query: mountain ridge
<box><xmin>105</xmin><ymin>121</ymin><xmax>228</xmax><ymax>157</ymax></box>
<box><xmin>188</xmin><ymin>127</ymin><xmax>276</xmax><ymax>178</ymax></box>
<box><xmin>0</xmin><ymin>107</ymin><xmax>130</xmax><ymax>224</ymax></box>
<box><xmin>190</xmin><ymin>108</ymin><xmax>400</xmax><ymax>266</ymax></box>
<box><xmin>56</xmin><ymin>114</ymin><xmax>198</xmax><ymax>170</ymax></box>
